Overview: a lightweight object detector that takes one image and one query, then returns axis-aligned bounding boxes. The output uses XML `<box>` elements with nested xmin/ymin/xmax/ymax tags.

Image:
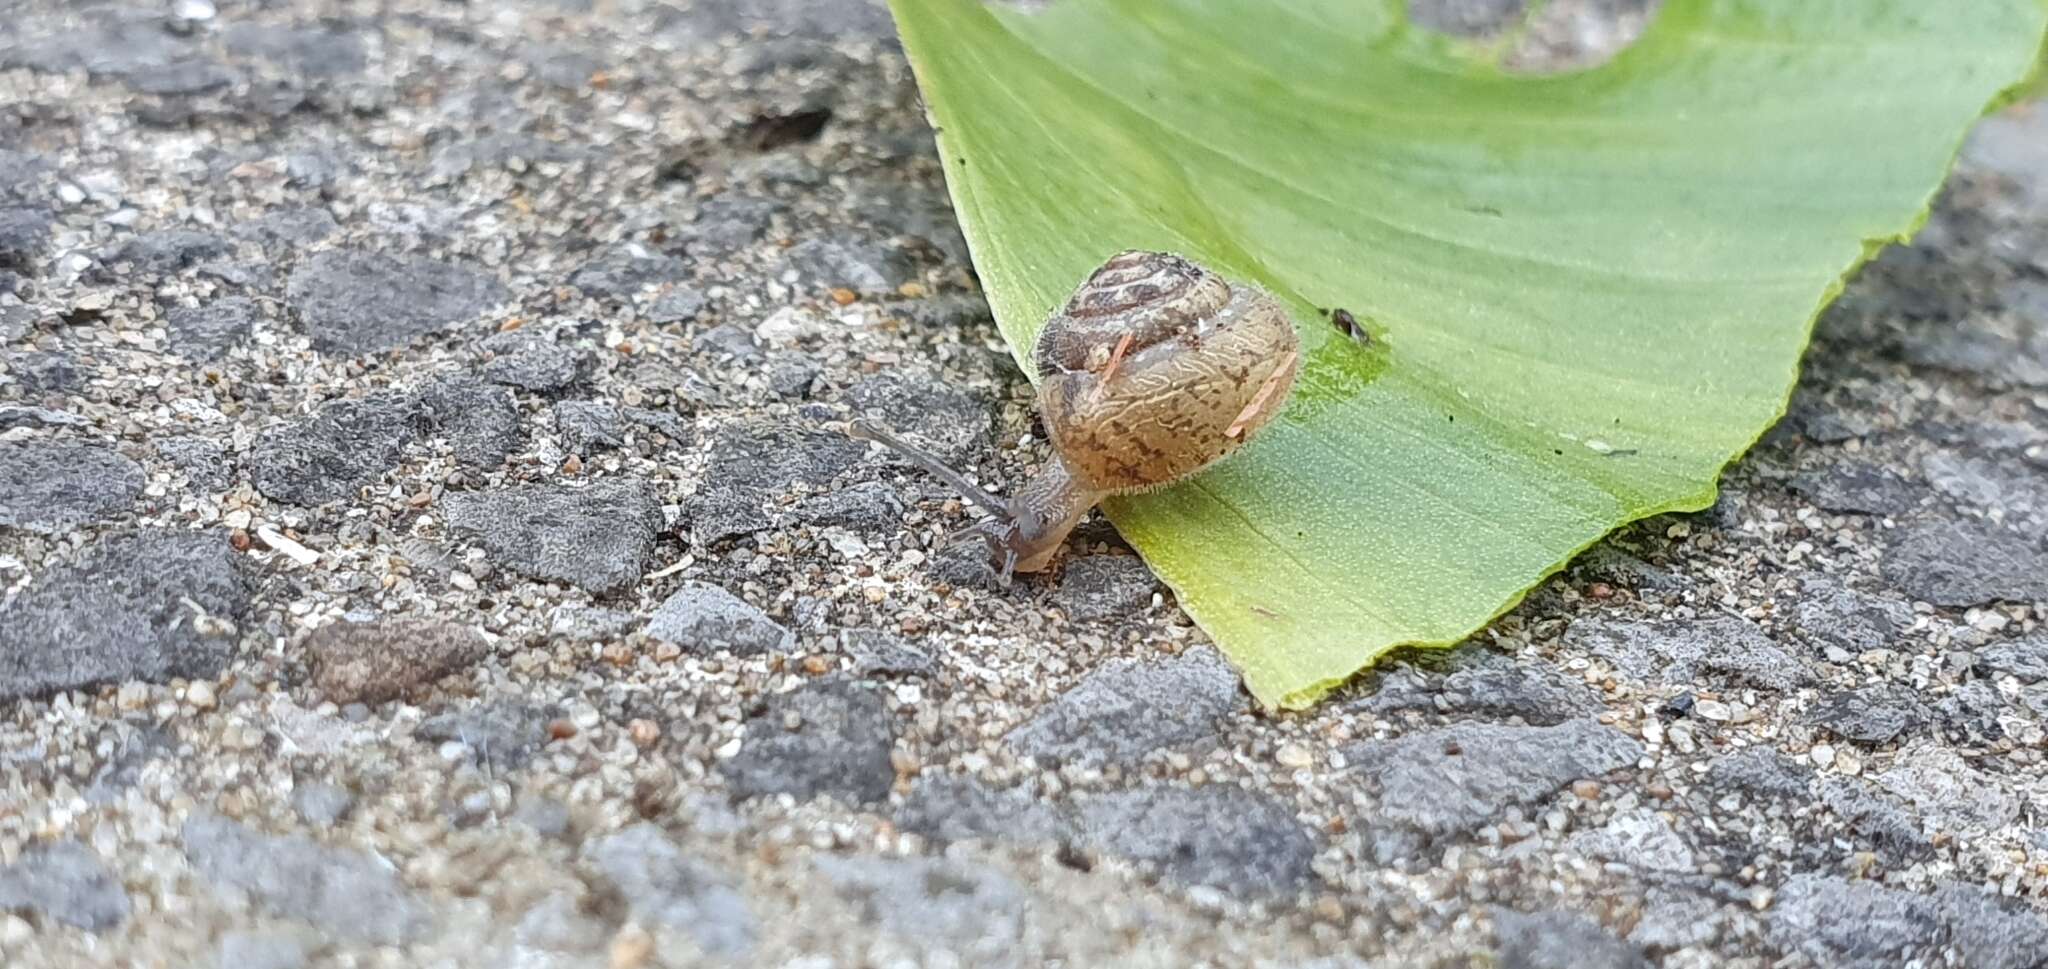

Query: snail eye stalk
<box><xmin>845</xmin><ymin>419</ymin><xmax>1018</xmax><ymax>527</ymax></box>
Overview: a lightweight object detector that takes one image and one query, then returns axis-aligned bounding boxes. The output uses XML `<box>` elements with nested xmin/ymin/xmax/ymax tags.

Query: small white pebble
<box><xmin>438</xmin><ymin>741</ymin><xmax>473</xmax><ymax>762</ymax></box>
<box><xmin>1694</xmin><ymin>699</ymin><xmax>1732</xmax><ymax>721</ymax></box>
<box><xmin>1275</xmin><ymin>742</ymin><xmax>1313</xmax><ymax>769</ymax></box>
<box><xmin>1810</xmin><ymin>744</ymin><xmax>1836</xmax><ymax>769</ymax></box>
<box><xmin>186</xmin><ymin>681</ymin><xmax>216</xmax><ymax>710</ymax></box>
<box><xmin>449</xmin><ymin>571</ymin><xmax>478</xmax><ymax>592</ymax></box>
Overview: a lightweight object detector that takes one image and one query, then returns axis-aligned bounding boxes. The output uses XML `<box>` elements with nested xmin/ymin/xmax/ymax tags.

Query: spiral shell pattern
<box><xmin>1033</xmin><ymin>250</ymin><xmax>1300</xmax><ymax>493</ymax></box>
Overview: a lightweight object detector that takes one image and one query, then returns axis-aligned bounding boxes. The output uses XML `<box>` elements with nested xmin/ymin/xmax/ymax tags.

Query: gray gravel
<box><xmin>2</xmin><ymin>0</ymin><xmax>2045</xmax><ymax>966</ymax></box>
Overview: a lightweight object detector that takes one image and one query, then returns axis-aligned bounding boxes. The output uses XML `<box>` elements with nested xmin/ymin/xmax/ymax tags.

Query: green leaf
<box><xmin>888</xmin><ymin>0</ymin><xmax>2048</xmax><ymax>708</ymax></box>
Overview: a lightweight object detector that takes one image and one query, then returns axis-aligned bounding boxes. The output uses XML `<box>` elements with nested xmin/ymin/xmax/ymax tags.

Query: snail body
<box><xmin>851</xmin><ymin>250</ymin><xmax>1300</xmax><ymax>585</ymax></box>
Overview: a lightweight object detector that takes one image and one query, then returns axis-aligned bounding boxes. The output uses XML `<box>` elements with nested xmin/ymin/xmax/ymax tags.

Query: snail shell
<box><xmin>1034</xmin><ymin>250</ymin><xmax>1301</xmax><ymax>493</ymax></box>
<box><xmin>845</xmin><ymin>249</ymin><xmax>1302</xmax><ymax>586</ymax></box>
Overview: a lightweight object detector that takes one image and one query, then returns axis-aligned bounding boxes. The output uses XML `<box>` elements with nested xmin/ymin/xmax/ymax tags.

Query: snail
<box><xmin>849</xmin><ymin>249</ymin><xmax>1301</xmax><ymax>587</ymax></box>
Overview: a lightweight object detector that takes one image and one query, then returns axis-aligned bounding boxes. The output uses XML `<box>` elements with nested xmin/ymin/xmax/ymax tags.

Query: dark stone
<box><xmin>676</xmin><ymin>191</ymin><xmax>780</xmax><ymax>254</ymax></box>
<box><xmin>1936</xmin><ymin>680</ymin><xmax>2009</xmax><ymax>746</ymax></box>
<box><xmin>1782</xmin><ymin>392</ymin><xmax>1874</xmax><ymax>444</ymax></box>
<box><xmin>1433</xmin><ymin>650</ymin><xmax>1603</xmax><ymax>725</ymax></box>
<box><xmin>99</xmin><ymin>229</ymin><xmax>231</xmax><ymax>275</ymax></box>
<box><xmin>1071</xmin><ymin>784</ymin><xmax>1319</xmax><ymax>895</ymax></box>
<box><xmin>622</xmin><ymin>406</ymin><xmax>691</xmax><ymax>446</ymax></box>
<box><xmin>417</xmin><ymin>701</ymin><xmax>561</xmax><ymax>768</ymax></box>
<box><xmin>844</xmin><ymin>370</ymin><xmax>993</xmax><ymax>463</ymax></box>
<box><xmin>248</xmin><ymin>393</ymin><xmax>422</xmax><ymax>506</ymax></box>
<box><xmin>0</xmin><ymin>530</ymin><xmax>246</xmax><ymax>701</ymax></box>
<box><xmin>1050</xmin><ymin>555</ymin><xmax>1157</xmax><ymax>623</ymax></box>
<box><xmin>581</xmin><ymin>824</ymin><xmax>757</xmax><ymax>957</ymax></box>
<box><xmin>1809</xmin><ymin>686</ymin><xmax>1927</xmax><ymax>745</ymax></box>
<box><xmin>1492</xmin><ymin>909</ymin><xmax>1649</xmax><ymax>969</ymax></box>
<box><xmin>695</xmin><ymin>323</ymin><xmax>762</xmax><ymax>363</ymax></box>
<box><xmin>479</xmin><ymin>334</ymin><xmax>590</xmax><ymax>393</ymax></box>
<box><xmin>286</xmin><ymin>249</ymin><xmax>507</xmax><ymax>356</ymax></box>
<box><xmin>1931</xmin><ymin>884</ymin><xmax>2048</xmax><ymax>969</ymax></box>
<box><xmin>1922</xmin><ymin>450</ymin><xmax>2048</xmax><ymax>528</ymax></box>
<box><xmin>846</xmin><ymin>180</ymin><xmax>971</xmax><ymax>264</ymax></box>
<box><xmin>442</xmin><ymin>478</ymin><xmax>666</xmax><ymax>595</ymax></box>
<box><xmin>0</xmin><ymin>208</ymin><xmax>51</xmax><ymax>271</ymax></box>
<box><xmin>647</xmin><ymin>285</ymin><xmax>707</xmax><ymax>323</ymax></box>
<box><xmin>0</xmin><ymin>403</ymin><xmax>81</xmax><ymax>426</ymax></box>
<box><xmin>1566</xmin><ymin>615</ymin><xmax>1810</xmax><ymax>691</ymax></box>
<box><xmin>645</xmin><ymin>582</ymin><xmax>793</xmax><ymax>655</ymax></box>
<box><xmin>1</xmin><ymin>303</ymin><xmax>33</xmax><ymax>343</ymax></box>
<box><xmin>895</xmin><ymin>775</ymin><xmax>1069</xmax><ymax>845</ymax></box>
<box><xmin>1786</xmin><ymin>573</ymin><xmax>1912</xmax><ymax>656</ymax></box>
<box><xmin>0</xmin><ymin>151</ymin><xmax>52</xmax><ymax>205</ymax></box>
<box><xmin>0</xmin><ymin>440</ymin><xmax>146</xmax><ymax>533</ymax></box>
<box><xmin>221</xmin><ymin>24</ymin><xmax>368</xmax><ymax>78</ymax></box>
<box><xmin>0</xmin><ymin>17</ymin><xmax>208</xmax><ymax>84</ymax></box>
<box><xmin>165</xmin><ymin>297</ymin><xmax>259</xmax><ymax>360</ymax></box>
<box><xmin>1700</xmin><ymin>748</ymin><xmax>1813</xmax><ymax>803</ymax></box>
<box><xmin>569</xmin><ymin>244</ymin><xmax>688</xmax><ymax>299</ymax></box>
<box><xmin>1368</xmin><ymin>651</ymin><xmax>1605</xmax><ymax>725</ymax></box>
<box><xmin>687</xmin><ymin>422</ymin><xmax>866</xmax><ymax>546</ymax></box>
<box><xmin>722</xmin><ymin>677</ymin><xmax>896</xmax><ymax>805</ymax></box>
<box><xmin>125</xmin><ymin>59</ymin><xmax>235</xmax><ymax>95</ymax></box>
<box><xmin>303</xmin><ymin>618</ymin><xmax>491</xmax><ymax>706</ymax></box>
<box><xmin>553</xmin><ymin>400</ymin><xmax>625</xmax><ymax>454</ymax></box>
<box><xmin>232</xmin><ymin>207</ymin><xmax>340</xmax><ymax>250</ymax></box>
<box><xmin>417</xmin><ymin>375</ymin><xmax>521</xmax><ymax>469</ymax></box>
<box><xmin>182</xmin><ymin>813</ymin><xmax>430</xmax><ymax>945</ymax></box>
<box><xmin>792</xmin><ymin>481</ymin><xmax>907</xmax><ymax>532</ymax></box>
<box><xmin>1881</xmin><ymin>517</ymin><xmax>2048</xmax><ymax>606</ymax></box>
<box><xmin>1789</xmin><ymin>463</ymin><xmax>1923</xmax><ymax>516</ymax></box>
<box><xmin>8</xmin><ymin>351</ymin><xmax>79</xmax><ymax>394</ymax></box>
<box><xmin>1768</xmin><ymin>874</ymin><xmax>1940</xmax><ymax>969</ymax></box>
<box><xmin>766</xmin><ymin>355</ymin><xmax>819</xmax><ymax>398</ymax></box>
<box><xmin>781</xmin><ymin>236</ymin><xmax>915</xmax><ymax>294</ymax></box>
<box><xmin>1896</xmin><ymin>322</ymin><xmax>2048</xmax><ymax>389</ymax></box>
<box><xmin>0</xmin><ymin>841</ymin><xmax>131</xmax><ymax>931</ymax></box>
<box><xmin>1344</xmin><ymin>719</ymin><xmax>1643</xmax><ymax>836</ymax></box>
<box><xmin>837</xmin><ymin>628</ymin><xmax>936</xmax><ymax>677</ymax></box>
<box><xmin>885</xmin><ymin>294</ymin><xmax>993</xmax><ymax>331</ymax></box>
<box><xmin>156</xmin><ymin>436</ymin><xmax>232</xmax><ymax>493</ymax></box>
<box><xmin>1977</xmin><ymin>634</ymin><xmax>2048</xmax><ymax>682</ymax></box>
<box><xmin>1005</xmin><ymin>646</ymin><xmax>1242</xmax><ymax>768</ymax></box>
<box><xmin>1818</xmin><ymin>778</ymin><xmax>1933</xmax><ymax>861</ymax></box>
